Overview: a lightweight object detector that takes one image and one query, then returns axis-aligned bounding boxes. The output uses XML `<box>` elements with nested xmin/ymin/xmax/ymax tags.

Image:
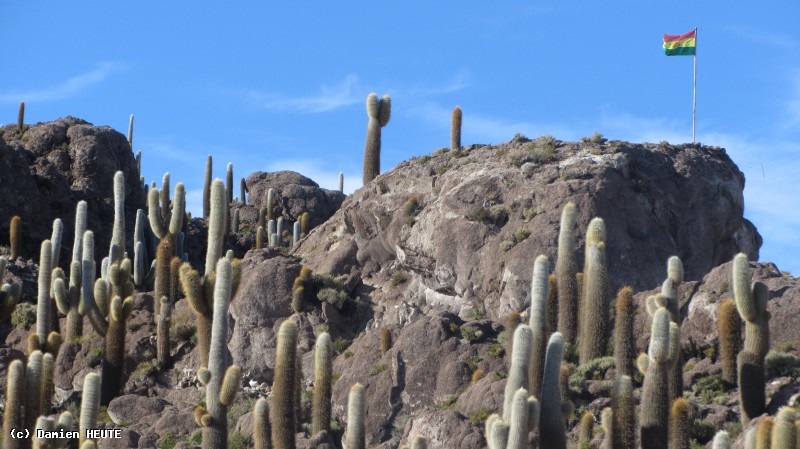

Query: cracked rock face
<box><xmin>298</xmin><ymin>140</ymin><xmax>762</xmax><ymax>321</ymax></box>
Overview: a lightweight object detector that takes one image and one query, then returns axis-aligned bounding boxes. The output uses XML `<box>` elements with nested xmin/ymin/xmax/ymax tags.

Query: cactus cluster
<box><xmin>1</xmin><ymin>257</ymin><xmax>22</xmax><ymax>322</ymax></box>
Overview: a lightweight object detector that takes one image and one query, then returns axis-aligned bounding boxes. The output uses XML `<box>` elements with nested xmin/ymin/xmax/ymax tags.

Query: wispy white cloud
<box><xmin>784</xmin><ymin>71</ymin><xmax>800</xmax><ymax>129</ymax></box>
<box><xmin>0</xmin><ymin>62</ymin><xmax>122</xmax><ymax>103</ymax></box>
<box><xmin>139</xmin><ymin>141</ymin><xmax>202</xmax><ymax>165</ymax></box>
<box><xmin>247</xmin><ymin>74</ymin><xmax>362</xmax><ymax>113</ymax></box>
<box><xmin>263</xmin><ymin>158</ymin><xmax>358</xmax><ymax>195</ymax></box>
<box><xmin>407</xmin><ymin>69</ymin><xmax>471</xmax><ymax>96</ymax></box>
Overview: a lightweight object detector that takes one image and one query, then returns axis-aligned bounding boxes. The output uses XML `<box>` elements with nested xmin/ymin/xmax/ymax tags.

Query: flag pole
<box><xmin>692</xmin><ymin>27</ymin><xmax>697</xmax><ymax>144</ymax></box>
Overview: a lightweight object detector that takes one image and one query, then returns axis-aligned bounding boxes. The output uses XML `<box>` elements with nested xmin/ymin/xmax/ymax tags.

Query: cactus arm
<box><xmin>148</xmin><ymin>188</ymin><xmax>167</xmax><ymax>239</ymax></box>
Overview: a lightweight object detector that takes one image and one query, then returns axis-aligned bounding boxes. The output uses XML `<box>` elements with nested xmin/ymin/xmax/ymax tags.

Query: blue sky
<box><xmin>2</xmin><ymin>2</ymin><xmax>798</xmax><ymax>275</ymax></box>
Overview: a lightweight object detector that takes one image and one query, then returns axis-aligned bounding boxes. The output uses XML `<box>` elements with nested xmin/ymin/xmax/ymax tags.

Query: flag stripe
<box><xmin>663</xmin><ymin>38</ymin><xmax>696</xmax><ymax>50</ymax></box>
<box><xmin>664</xmin><ymin>46</ymin><xmax>696</xmax><ymax>56</ymax></box>
<box><xmin>663</xmin><ymin>30</ymin><xmax>696</xmax><ymax>43</ymax></box>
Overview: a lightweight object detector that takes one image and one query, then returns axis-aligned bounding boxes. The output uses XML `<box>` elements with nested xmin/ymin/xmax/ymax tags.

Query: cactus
<box><xmin>362</xmin><ymin>93</ymin><xmax>391</xmax><ymax>185</ymax></box>
<box><xmin>756</xmin><ymin>417</ymin><xmax>774</xmax><ymax>449</ymax></box>
<box><xmin>338</xmin><ymin>172</ymin><xmax>344</xmax><ymax>193</ymax></box>
<box><xmin>205</xmin><ymin>179</ymin><xmax>227</xmax><ymax>276</ymax></box>
<box><xmin>410</xmin><ymin>437</ymin><xmax>428</xmax><ymax>449</ymax></box>
<box><xmin>226</xmin><ymin>163</ymin><xmax>234</xmax><ymax>204</ymax></box>
<box><xmin>36</xmin><ymin>239</ymin><xmax>54</xmax><ymax>347</ymax></box>
<box><xmin>733</xmin><ymin>253</ymin><xmax>770</xmax><ymax>425</ymax></box>
<box><xmin>203</xmin><ymin>155</ymin><xmax>212</xmax><ymax>219</ymax></box>
<box><xmin>156</xmin><ymin>295</ymin><xmax>171</xmax><ymax>368</ymax></box>
<box><xmin>10</xmin><ymin>215</ymin><xmax>21</xmax><ymax>259</ymax></box>
<box><xmin>133</xmin><ymin>209</ymin><xmax>148</xmax><ymax>284</ymax></box>
<box><xmin>253</xmin><ymin>398</ymin><xmax>271</xmax><ymax>449</ymax></box>
<box><xmin>713</xmin><ymin>431</ymin><xmax>732</xmax><ymax>449</ymax></box>
<box><xmin>579</xmin><ymin>241</ymin><xmax>609</xmax><ymax>364</ymax></box>
<box><xmin>266</xmin><ymin>188</ymin><xmax>274</xmax><ymax>221</ymax></box>
<box><xmin>503</xmin><ymin>325</ymin><xmax>532</xmax><ymax>421</ymax></box>
<box><xmin>614</xmin><ymin>286</ymin><xmax>636</xmax><ymax>377</ymax></box>
<box><xmin>670</xmin><ymin>398</ymin><xmax>691</xmax><ymax>449</ymax></box>
<box><xmin>772</xmin><ymin>408</ymin><xmax>797</xmax><ymax>449</ymax></box>
<box><xmin>380</xmin><ymin>327</ymin><xmax>392</xmax><ymax>354</ymax></box>
<box><xmin>506</xmin><ymin>388</ymin><xmax>533</xmax><ymax>449</ymax></box>
<box><xmin>718</xmin><ymin>298</ymin><xmax>741</xmax><ymax>385</ymax></box>
<box><xmin>3</xmin><ymin>359</ymin><xmax>25</xmax><ymax>449</ymax></box>
<box><xmin>300</xmin><ymin>212</ymin><xmax>310</xmax><ymax>237</ymax></box>
<box><xmin>451</xmin><ymin>105</ymin><xmax>462</xmax><ymax>151</ymax></box>
<box><xmin>25</xmin><ymin>350</ymin><xmax>44</xmax><ymax>432</ymax></box>
<box><xmin>611</xmin><ymin>375</ymin><xmax>635</xmax><ymax>449</ymax></box>
<box><xmin>17</xmin><ymin>101</ymin><xmax>25</xmax><ymax>132</ymax></box>
<box><xmin>79</xmin><ymin>372</ymin><xmax>101</xmax><ymax>446</ymax></box>
<box><xmin>194</xmin><ymin>258</ymin><xmax>241</xmax><ymax>449</ymax></box>
<box><xmin>109</xmin><ymin>171</ymin><xmax>126</xmax><ymax>265</ymax></box>
<box><xmin>486</xmin><ymin>414</ymin><xmax>509</xmax><ymax>449</ymax></box>
<box><xmin>346</xmin><ymin>383</ymin><xmax>366</xmax><ymax>449</ymax></box>
<box><xmin>272</xmin><ymin>320</ymin><xmax>297</xmax><ymax>449</ymax></box>
<box><xmin>540</xmin><ymin>332</ymin><xmax>567</xmax><ymax>449</ymax></box>
<box><xmin>312</xmin><ymin>332</ymin><xmax>333</xmax><ymax>434</ymax></box>
<box><xmin>42</xmin><ymin>351</ymin><xmax>55</xmax><ymax>414</ymax></box>
<box><xmin>528</xmin><ymin>254</ymin><xmax>549</xmax><ymax>397</ymax></box>
<box><xmin>268</xmin><ymin>220</ymin><xmax>276</xmax><ymax>246</ymax></box>
<box><xmin>1</xmin><ymin>258</ymin><xmax>22</xmax><ymax>322</ymax></box>
<box><xmin>293</xmin><ymin>221</ymin><xmax>300</xmax><ymax>247</ymax></box>
<box><xmin>240</xmin><ymin>178</ymin><xmax>247</xmax><ymax>205</ymax></box>
<box><xmin>545</xmin><ymin>273</ymin><xmax>558</xmax><ymax>336</ymax></box>
<box><xmin>232</xmin><ymin>209</ymin><xmax>240</xmax><ymax>234</ymax></box>
<box><xmin>294</xmin><ymin>346</ymin><xmax>303</xmax><ymax>431</ymax></box>
<box><xmin>128</xmin><ymin>113</ymin><xmax>134</xmax><ymax>147</ymax></box>
<box><xmin>661</xmin><ymin>256</ymin><xmax>684</xmax><ymax>401</ymax></box>
<box><xmin>555</xmin><ymin>202</ymin><xmax>578</xmax><ymax>344</ymax></box>
<box><xmin>148</xmin><ymin>181</ymin><xmax>186</xmax><ymax>245</ymax></box>
<box><xmin>155</xmin><ymin>238</ymin><xmax>173</xmax><ymax>317</ymax></box>
<box><xmin>640</xmin><ymin>307</ymin><xmax>679</xmax><ymax>449</ymax></box>
<box><xmin>578</xmin><ymin>411</ymin><xmax>594</xmax><ymax>447</ymax></box>
<box><xmin>51</xmin><ymin>218</ymin><xmax>64</xmax><ymax>269</ymax></box>
<box><xmin>256</xmin><ymin>226</ymin><xmax>265</xmax><ymax>249</ymax></box>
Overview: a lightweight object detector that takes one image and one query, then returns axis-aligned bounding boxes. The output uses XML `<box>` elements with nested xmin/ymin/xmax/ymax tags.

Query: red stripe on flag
<box><xmin>663</xmin><ymin>30</ymin><xmax>696</xmax><ymax>43</ymax></box>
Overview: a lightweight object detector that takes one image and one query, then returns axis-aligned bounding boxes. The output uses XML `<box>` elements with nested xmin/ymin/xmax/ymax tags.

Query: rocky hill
<box><xmin>0</xmin><ymin>119</ymin><xmax>797</xmax><ymax>449</ymax></box>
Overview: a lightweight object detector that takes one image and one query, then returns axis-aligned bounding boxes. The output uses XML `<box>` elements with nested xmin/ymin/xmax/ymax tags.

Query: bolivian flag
<box><xmin>663</xmin><ymin>30</ymin><xmax>696</xmax><ymax>56</ymax></box>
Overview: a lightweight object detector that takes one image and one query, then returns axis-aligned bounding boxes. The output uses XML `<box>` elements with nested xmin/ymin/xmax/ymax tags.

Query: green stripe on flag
<box><xmin>665</xmin><ymin>46</ymin><xmax>695</xmax><ymax>56</ymax></box>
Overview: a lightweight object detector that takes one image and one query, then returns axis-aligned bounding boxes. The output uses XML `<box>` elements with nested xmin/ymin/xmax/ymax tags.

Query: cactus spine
<box><xmin>528</xmin><ymin>255</ymin><xmax>549</xmax><ymax>398</ymax></box>
<box><xmin>579</xmin><ymin>239</ymin><xmax>609</xmax><ymax>364</ymax></box>
<box><xmin>614</xmin><ymin>286</ymin><xmax>636</xmax><ymax>377</ymax></box>
<box><xmin>253</xmin><ymin>398</ymin><xmax>271</xmax><ymax>449</ymax></box>
<box><xmin>312</xmin><ymin>332</ymin><xmax>332</xmax><ymax>434</ymax></box>
<box><xmin>640</xmin><ymin>307</ymin><xmax>679</xmax><ymax>449</ymax></box>
<box><xmin>346</xmin><ymin>383</ymin><xmax>366</xmax><ymax>449</ymax></box>
<box><xmin>3</xmin><ymin>359</ymin><xmax>24</xmax><ymax>449</ymax></box>
<box><xmin>611</xmin><ymin>375</ymin><xmax>636</xmax><ymax>449</ymax></box>
<box><xmin>36</xmin><ymin>240</ymin><xmax>54</xmax><ymax>347</ymax></box>
<box><xmin>198</xmin><ymin>258</ymin><xmax>240</xmax><ymax>449</ymax></box>
<box><xmin>109</xmin><ymin>171</ymin><xmax>126</xmax><ymax>264</ymax></box>
<box><xmin>79</xmin><ymin>372</ymin><xmax>101</xmax><ymax>446</ymax></box>
<box><xmin>203</xmin><ymin>155</ymin><xmax>212</xmax><ymax>219</ymax></box>
<box><xmin>718</xmin><ymin>298</ymin><xmax>741</xmax><ymax>385</ymax></box>
<box><xmin>503</xmin><ymin>325</ymin><xmax>532</xmax><ymax>421</ymax></box>
<box><xmin>362</xmin><ymin>93</ymin><xmax>391</xmax><ymax>185</ymax></box>
<box><xmin>226</xmin><ymin>163</ymin><xmax>233</xmax><ymax>204</ymax></box>
<box><xmin>733</xmin><ymin>253</ymin><xmax>769</xmax><ymax>425</ymax></box>
<box><xmin>451</xmin><ymin>105</ymin><xmax>462</xmax><ymax>151</ymax></box>
<box><xmin>555</xmin><ymin>202</ymin><xmax>578</xmax><ymax>344</ymax></box>
<box><xmin>271</xmin><ymin>319</ymin><xmax>297</xmax><ymax>449</ymax></box>
<box><xmin>670</xmin><ymin>398</ymin><xmax>691</xmax><ymax>449</ymax></box>
<box><xmin>9</xmin><ymin>215</ymin><xmax>21</xmax><ymax>259</ymax></box>
<box><xmin>540</xmin><ymin>332</ymin><xmax>567</xmax><ymax>449</ymax></box>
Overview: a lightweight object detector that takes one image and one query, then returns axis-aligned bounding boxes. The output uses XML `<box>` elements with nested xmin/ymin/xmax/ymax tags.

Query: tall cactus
<box><xmin>346</xmin><ymin>383</ymin><xmax>366</xmax><ymax>449</ymax></box>
<box><xmin>127</xmin><ymin>114</ymin><xmax>134</xmax><ymax>148</ymax></box>
<box><xmin>338</xmin><ymin>172</ymin><xmax>344</xmax><ymax>193</ymax></box>
<box><xmin>639</xmin><ymin>307</ymin><xmax>679</xmax><ymax>449</ymax></box>
<box><xmin>3</xmin><ymin>359</ymin><xmax>25</xmax><ymax>449</ymax></box>
<box><xmin>1</xmin><ymin>258</ymin><xmax>22</xmax><ymax>323</ymax></box>
<box><xmin>362</xmin><ymin>93</ymin><xmax>391</xmax><ymax>185</ymax></box>
<box><xmin>256</xmin><ymin>226</ymin><xmax>265</xmax><ymax>250</ymax></box>
<box><xmin>205</xmin><ymin>179</ymin><xmax>226</xmax><ymax>276</ymax></box>
<box><xmin>713</xmin><ymin>431</ymin><xmax>732</xmax><ymax>449</ymax></box>
<box><xmin>17</xmin><ymin>101</ymin><xmax>25</xmax><ymax>132</ymax></box>
<box><xmin>733</xmin><ymin>253</ymin><xmax>769</xmax><ymax>425</ymax></box>
<box><xmin>312</xmin><ymin>332</ymin><xmax>333</xmax><ymax>434</ymax></box>
<box><xmin>506</xmin><ymin>388</ymin><xmax>535</xmax><ymax>449</ymax></box>
<box><xmin>35</xmin><ymin>240</ymin><xmax>54</xmax><ymax>347</ymax></box>
<box><xmin>579</xmin><ymin>240</ymin><xmax>609</xmax><ymax>364</ymax></box>
<box><xmin>272</xmin><ymin>320</ymin><xmax>297</xmax><ymax>449</ymax></box>
<box><xmin>670</xmin><ymin>398</ymin><xmax>691</xmax><ymax>449</ymax></box>
<box><xmin>25</xmin><ymin>350</ymin><xmax>44</xmax><ymax>432</ymax></box>
<box><xmin>51</xmin><ymin>218</ymin><xmax>64</xmax><ymax>269</ymax></box>
<box><xmin>253</xmin><ymin>398</ymin><xmax>271</xmax><ymax>449</ymax></box>
<box><xmin>772</xmin><ymin>408</ymin><xmax>797</xmax><ymax>449</ymax></box>
<box><xmin>299</xmin><ymin>212</ymin><xmax>310</xmax><ymax>238</ymax></box>
<box><xmin>232</xmin><ymin>209</ymin><xmax>240</xmax><ymax>234</ymax></box>
<box><xmin>503</xmin><ymin>325</ymin><xmax>532</xmax><ymax>421</ymax></box>
<box><xmin>203</xmin><ymin>155</ymin><xmax>212</xmax><ymax>219</ymax></box>
<box><xmin>662</xmin><ymin>256</ymin><xmax>684</xmax><ymax>401</ymax></box>
<box><xmin>718</xmin><ymin>298</ymin><xmax>741</xmax><ymax>385</ymax></box>
<box><xmin>611</xmin><ymin>375</ymin><xmax>635</xmax><ymax>449</ymax></box>
<box><xmin>9</xmin><ymin>215</ymin><xmax>21</xmax><ymax>259</ymax></box>
<box><xmin>555</xmin><ymin>202</ymin><xmax>578</xmax><ymax>344</ymax></box>
<box><xmin>109</xmin><ymin>171</ymin><xmax>126</xmax><ymax>265</ymax></box>
<box><xmin>148</xmin><ymin>180</ymin><xmax>186</xmax><ymax>246</ymax></box>
<box><xmin>528</xmin><ymin>255</ymin><xmax>549</xmax><ymax>398</ymax></box>
<box><xmin>79</xmin><ymin>372</ymin><xmax>101</xmax><ymax>446</ymax></box>
<box><xmin>195</xmin><ymin>258</ymin><xmax>241</xmax><ymax>449</ymax></box>
<box><xmin>292</xmin><ymin>222</ymin><xmax>300</xmax><ymax>247</ymax></box>
<box><xmin>266</xmin><ymin>188</ymin><xmax>274</xmax><ymax>221</ymax></box>
<box><xmin>540</xmin><ymin>332</ymin><xmax>567</xmax><ymax>449</ymax></box>
<box><xmin>614</xmin><ymin>286</ymin><xmax>636</xmax><ymax>377</ymax></box>
<box><xmin>451</xmin><ymin>105</ymin><xmax>462</xmax><ymax>151</ymax></box>
<box><xmin>226</xmin><ymin>163</ymin><xmax>234</xmax><ymax>204</ymax></box>
<box><xmin>241</xmin><ymin>178</ymin><xmax>247</xmax><ymax>205</ymax></box>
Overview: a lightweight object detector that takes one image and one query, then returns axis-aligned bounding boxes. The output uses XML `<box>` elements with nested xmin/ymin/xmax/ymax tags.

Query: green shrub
<box><xmin>418</xmin><ymin>155</ymin><xmax>431</xmax><ymax>164</ymax></box>
<box><xmin>129</xmin><ymin>359</ymin><xmax>160</xmax><ymax>388</ymax></box>
<box><xmin>466</xmin><ymin>205</ymin><xmax>509</xmax><ymax>228</ymax></box>
<box><xmin>228</xmin><ymin>431</ymin><xmax>251</xmax><ymax>449</ymax></box>
<box><xmin>433</xmin><ymin>395</ymin><xmax>458</xmax><ymax>410</ymax></box>
<box><xmin>487</xmin><ymin>344</ymin><xmax>504</xmax><ymax>358</ymax></box>
<box><xmin>390</xmin><ymin>272</ymin><xmax>407</xmax><ymax>286</ymax></box>
<box><xmin>332</xmin><ymin>337</ymin><xmax>351</xmax><ymax>354</ymax></box>
<box><xmin>691</xmin><ymin>374</ymin><xmax>727</xmax><ymax>404</ymax></box>
<box><xmin>765</xmin><ymin>350</ymin><xmax>800</xmax><ymax>378</ymax></box>
<box><xmin>569</xmin><ymin>356</ymin><xmax>615</xmax><ymax>390</ymax></box>
<box><xmin>469</xmin><ymin>407</ymin><xmax>492</xmax><ymax>425</ymax></box>
<box><xmin>522</xmin><ymin>206</ymin><xmax>544</xmax><ymax>222</ymax></box>
<box><xmin>369</xmin><ymin>363</ymin><xmax>389</xmax><ymax>375</ymax></box>
<box><xmin>10</xmin><ymin>302</ymin><xmax>36</xmax><ymax>329</ymax></box>
<box><xmin>157</xmin><ymin>432</ymin><xmax>177</xmax><ymax>449</ymax></box>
